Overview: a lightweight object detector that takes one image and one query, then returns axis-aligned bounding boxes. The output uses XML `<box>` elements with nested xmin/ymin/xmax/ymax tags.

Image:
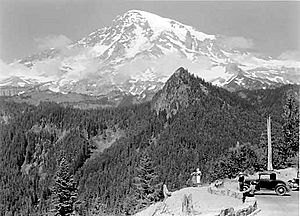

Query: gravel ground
<box><xmin>135</xmin><ymin>186</ymin><xmax>242</xmax><ymax>216</ymax></box>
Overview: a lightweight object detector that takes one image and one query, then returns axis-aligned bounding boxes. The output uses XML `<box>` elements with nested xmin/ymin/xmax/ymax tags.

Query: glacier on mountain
<box><xmin>0</xmin><ymin>9</ymin><xmax>299</xmax><ymax>98</ymax></box>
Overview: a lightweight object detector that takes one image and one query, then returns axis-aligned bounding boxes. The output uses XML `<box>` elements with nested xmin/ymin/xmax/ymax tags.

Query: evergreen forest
<box><xmin>0</xmin><ymin>68</ymin><xmax>299</xmax><ymax>215</ymax></box>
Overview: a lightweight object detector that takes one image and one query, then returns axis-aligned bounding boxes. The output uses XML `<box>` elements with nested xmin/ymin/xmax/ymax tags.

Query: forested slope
<box><xmin>0</xmin><ymin>68</ymin><xmax>298</xmax><ymax>215</ymax></box>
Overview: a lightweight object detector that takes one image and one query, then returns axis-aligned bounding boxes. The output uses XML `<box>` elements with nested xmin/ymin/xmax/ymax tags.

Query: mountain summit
<box><xmin>152</xmin><ymin>67</ymin><xmax>211</xmax><ymax>118</ymax></box>
<box><xmin>0</xmin><ymin>10</ymin><xmax>299</xmax><ymax>100</ymax></box>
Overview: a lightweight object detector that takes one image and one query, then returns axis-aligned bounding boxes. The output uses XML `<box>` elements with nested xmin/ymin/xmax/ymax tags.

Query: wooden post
<box><xmin>182</xmin><ymin>194</ymin><xmax>194</xmax><ymax>216</ymax></box>
<box><xmin>267</xmin><ymin>116</ymin><xmax>273</xmax><ymax>171</ymax></box>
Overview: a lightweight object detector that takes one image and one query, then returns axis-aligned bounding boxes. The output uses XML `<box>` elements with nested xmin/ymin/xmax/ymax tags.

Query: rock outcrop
<box><xmin>151</xmin><ymin>67</ymin><xmax>210</xmax><ymax>118</ymax></box>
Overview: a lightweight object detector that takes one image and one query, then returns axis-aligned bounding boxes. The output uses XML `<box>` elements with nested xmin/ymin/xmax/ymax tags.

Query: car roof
<box><xmin>258</xmin><ymin>171</ymin><xmax>279</xmax><ymax>175</ymax></box>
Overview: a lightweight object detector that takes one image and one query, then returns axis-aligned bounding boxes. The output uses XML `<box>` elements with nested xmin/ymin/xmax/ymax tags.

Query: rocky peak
<box><xmin>162</xmin><ymin>67</ymin><xmax>192</xmax><ymax>91</ymax></box>
<box><xmin>173</xmin><ymin>67</ymin><xmax>190</xmax><ymax>79</ymax></box>
<box><xmin>163</xmin><ymin>67</ymin><xmax>192</xmax><ymax>90</ymax></box>
<box><xmin>112</xmin><ymin>10</ymin><xmax>149</xmax><ymax>29</ymax></box>
<box><xmin>151</xmin><ymin>67</ymin><xmax>196</xmax><ymax>118</ymax></box>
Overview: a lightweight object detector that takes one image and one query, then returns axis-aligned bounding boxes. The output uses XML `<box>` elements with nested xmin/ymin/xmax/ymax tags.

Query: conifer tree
<box><xmin>122</xmin><ymin>188</ymin><xmax>138</xmax><ymax>215</ymax></box>
<box><xmin>282</xmin><ymin>90</ymin><xmax>299</xmax><ymax>158</ymax></box>
<box><xmin>50</xmin><ymin>158</ymin><xmax>78</xmax><ymax>216</ymax></box>
<box><xmin>133</xmin><ymin>151</ymin><xmax>161</xmax><ymax>210</ymax></box>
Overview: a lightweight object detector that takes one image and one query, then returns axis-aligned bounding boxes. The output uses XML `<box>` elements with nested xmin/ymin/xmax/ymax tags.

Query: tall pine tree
<box><xmin>133</xmin><ymin>151</ymin><xmax>161</xmax><ymax>210</ymax></box>
<box><xmin>49</xmin><ymin>158</ymin><xmax>78</xmax><ymax>216</ymax></box>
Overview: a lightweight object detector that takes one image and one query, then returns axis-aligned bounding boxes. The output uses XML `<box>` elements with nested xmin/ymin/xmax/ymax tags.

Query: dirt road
<box><xmin>256</xmin><ymin>190</ymin><xmax>299</xmax><ymax>216</ymax></box>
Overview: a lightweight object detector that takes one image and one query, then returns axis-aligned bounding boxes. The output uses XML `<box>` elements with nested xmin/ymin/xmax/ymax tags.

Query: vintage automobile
<box><xmin>244</xmin><ymin>172</ymin><xmax>290</xmax><ymax>196</ymax></box>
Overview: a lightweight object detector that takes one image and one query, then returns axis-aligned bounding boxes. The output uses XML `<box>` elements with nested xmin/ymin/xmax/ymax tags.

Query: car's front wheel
<box><xmin>243</xmin><ymin>184</ymin><xmax>249</xmax><ymax>191</ymax></box>
<box><xmin>275</xmin><ymin>185</ymin><xmax>287</xmax><ymax>196</ymax></box>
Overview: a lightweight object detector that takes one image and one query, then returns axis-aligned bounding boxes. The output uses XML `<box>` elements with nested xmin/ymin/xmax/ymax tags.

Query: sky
<box><xmin>0</xmin><ymin>0</ymin><xmax>299</xmax><ymax>63</ymax></box>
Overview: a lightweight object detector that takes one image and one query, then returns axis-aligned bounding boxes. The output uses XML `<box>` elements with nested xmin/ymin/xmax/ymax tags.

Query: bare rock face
<box><xmin>151</xmin><ymin>67</ymin><xmax>211</xmax><ymax>118</ymax></box>
<box><xmin>152</xmin><ymin>67</ymin><xmax>191</xmax><ymax>118</ymax></box>
<box><xmin>185</xmin><ymin>31</ymin><xmax>193</xmax><ymax>50</ymax></box>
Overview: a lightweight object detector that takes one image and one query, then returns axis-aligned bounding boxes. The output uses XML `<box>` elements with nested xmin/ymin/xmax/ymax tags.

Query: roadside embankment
<box><xmin>135</xmin><ymin>186</ymin><xmax>258</xmax><ymax>216</ymax></box>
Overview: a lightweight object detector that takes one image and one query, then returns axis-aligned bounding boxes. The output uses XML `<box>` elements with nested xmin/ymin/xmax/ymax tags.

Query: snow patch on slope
<box><xmin>126</xmin><ymin>26</ymin><xmax>152</xmax><ymax>58</ymax></box>
<box><xmin>128</xmin><ymin>10</ymin><xmax>216</xmax><ymax>42</ymax></box>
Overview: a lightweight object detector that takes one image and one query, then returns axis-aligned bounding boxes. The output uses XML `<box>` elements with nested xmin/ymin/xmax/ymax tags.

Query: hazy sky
<box><xmin>0</xmin><ymin>0</ymin><xmax>299</xmax><ymax>63</ymax></box>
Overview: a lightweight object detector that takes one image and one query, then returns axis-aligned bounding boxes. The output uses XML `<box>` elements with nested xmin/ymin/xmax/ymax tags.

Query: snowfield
<box><xmin>0</xmin><ymin>10</ymin><xmax>299</xmax><ymax>97</ymax></box>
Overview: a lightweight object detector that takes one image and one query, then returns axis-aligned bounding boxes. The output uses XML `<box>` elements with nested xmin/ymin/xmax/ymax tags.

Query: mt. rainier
<box><xmin>1</xmin><ymin>10</ymin><xmax>299</xmax><ymax>100</ymax></box>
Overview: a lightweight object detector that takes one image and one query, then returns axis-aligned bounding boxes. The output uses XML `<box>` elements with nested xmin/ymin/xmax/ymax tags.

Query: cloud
<box><xmin>0</xmin><ymin>58</ymin><xmax>31</xmax><ymax>79</ymax></box>
<box><xmin>221</xmin><ymin>36</ymin><xmax>254</xmax><ymax>49</ymax></box>
<box><xmin>0</xmin><ymin>46</ymin><xmax>104</xmax><ymax>83</ymax></box>
<box><xmin>115</xmin><ymin>53</ymin><xmax>214</xmax><ymax>83</ymax></box>
<box><xmin>278</xmin><ymin>50</ymin><xmax>300</xmax><ymax>61</ymax></box>
<box><xmin>35</xmin><ymin>34</ymin><xmax>72</xmax><ymax>50</ymax></box>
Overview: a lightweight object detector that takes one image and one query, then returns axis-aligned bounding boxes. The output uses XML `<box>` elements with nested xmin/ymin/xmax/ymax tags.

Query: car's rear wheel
<box><xmin>275</xmin><ymin>185</ymin><xmax>287</xmax><ymax>196</ymax></box>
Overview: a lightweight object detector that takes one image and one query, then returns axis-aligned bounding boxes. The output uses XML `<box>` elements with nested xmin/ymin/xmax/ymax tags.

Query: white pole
<box><xmin>267</xmin><ymin>116</ymin><xmax>273</xmax><ymax>171</ymax></box>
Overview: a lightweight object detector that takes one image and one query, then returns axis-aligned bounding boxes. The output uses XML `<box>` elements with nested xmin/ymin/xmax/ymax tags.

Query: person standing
<box><xmin>238</xmin><ymin>172</ymin><xmax>245</xmax><ymax>192</ymax></box>
<box><xmin>191</xmin><ymin>168</ymin><xmax>202</xmax><ymax>187</ymax></box>
<box><xmin>242</xmin><ymin>181</ymin><xmax>257</xmax><ymax>203</ymax></box>
<box><xmin>162</xmin><ymin>181</ymin><xmax>172</xmax><ymax>201</ymax></box>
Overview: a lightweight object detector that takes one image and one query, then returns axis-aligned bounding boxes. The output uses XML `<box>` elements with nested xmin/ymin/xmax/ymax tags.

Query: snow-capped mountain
<box><xmin>1</xmin><ymin>10</ymin><xmax>299</xmax><ymax>99</ymax></box>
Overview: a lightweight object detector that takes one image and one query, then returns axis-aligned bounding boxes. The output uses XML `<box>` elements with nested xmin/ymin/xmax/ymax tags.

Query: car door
<box><xmin>269</xmin><ymin>173</ymin><xmax>278</xmax><ymax>189</ymax></box>
<box><xmin>259</xmin><ymin>175</ymin><xmax>272</xmax><ymax>189</ymax></box>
